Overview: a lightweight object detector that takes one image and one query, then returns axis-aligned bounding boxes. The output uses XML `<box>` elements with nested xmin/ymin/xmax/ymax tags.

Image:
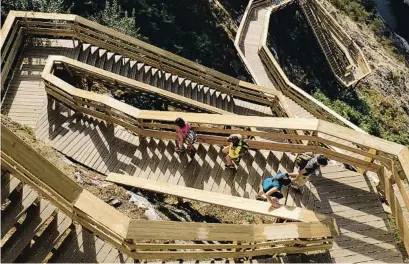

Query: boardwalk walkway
<box><xmin>1</xmin><ymin>41</ymin><xmax>403</xmax><ymax>262</ymax></box>
<box><xmin>236</xmin><ymin>2</ymin><xmax>403</xmax><ymax>263</ymax></box>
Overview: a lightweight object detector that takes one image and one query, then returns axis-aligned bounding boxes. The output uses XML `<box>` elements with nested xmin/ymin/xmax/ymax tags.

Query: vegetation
<box><xmin>1</xmin><ymin>0</ymin><xmax>249</xmax><ymax>80</ymax></box>
<box><xmin>218</xmin><ymin>0</ymin><xmax>249</xmax><ymax>22</ymax></box>
<box><xmin>268</xmin><ymin>4</ymin><xmax>409</xmax><ymax>146</ymax></box>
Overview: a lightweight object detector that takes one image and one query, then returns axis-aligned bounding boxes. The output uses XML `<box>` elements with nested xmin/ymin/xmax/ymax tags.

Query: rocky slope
<box><xmin>320</xmin><ymin>0</ymin><xmax>409</xmax><ymax>114</ymax></box>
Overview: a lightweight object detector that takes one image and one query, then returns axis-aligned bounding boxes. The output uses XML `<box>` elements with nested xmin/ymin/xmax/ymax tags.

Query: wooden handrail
<box><xmin>42</xmin><ymin>56</ymin><xmax>406</xmax><ymax>169</ymax></box>
<box><xmin>1</xmin><ymin>124</ymin><xmax>334</xmax><ymax>260</ymax></box>
<box><xmin>106</xmin><ymin>173</ymin><xmax>328</xmax><ymax>223</ymax></box>
<box><xmin>1</xmin><ymin>11</ymin><xmax>284</xmax><ymax>108</ymax></box>
<box><xmin>233</xmin><ymin>0</ymin><xmax>369</xmax><ymax>130</ymax></box>
<box><xmin>41</xmin><ymin>58</ymin><xmax>409</xmax><ymax>253</ymax></box>
<box><xmin>1</xmin><ymin>10</ymin><xmax>408</xmax><ymax>255</ymax></box>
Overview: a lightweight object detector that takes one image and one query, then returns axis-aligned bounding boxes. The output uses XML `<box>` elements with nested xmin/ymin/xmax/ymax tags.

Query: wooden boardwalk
<box><xmin>2</xmin><ymin>45</ymin><xmax>403</xmax><ymax>262</ymax></box>
<box><xmin>0</xmin><ymin>170</ymin><xmax>132</xmax><ymax>263</ymax></box>
<box><xmin>240</xmin><ymin>4</ymin><xmax>315</xmax><ymax>119</ymax></box>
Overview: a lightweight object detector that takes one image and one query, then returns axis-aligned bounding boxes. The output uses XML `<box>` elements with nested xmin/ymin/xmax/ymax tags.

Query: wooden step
<box><xmin>20</xmin><ymin>211</ymin><xmax>72</xmax><ymax>263</ymax></box>
<box><xmin>1</xmin><ymin>185</ymin><xmax>39</xmax><ymax>238</ymax></box>
<box><xmin>142</xmin><ymin>65</ymin><xmax>152</xmax><ymax>83</ymax></box>
<box><xmin>1</xmin><ymin>200</ymin><xmax>56</xmax><ymax>263</ymax></box>
<box><xmin>1</xmin><ymin>174</ymin><xmax>22</xmax><ymax>203</ymax></box>
<box><xmin>95</xmin><ymin>49</ymin><xmax>108</xmax><ymax>69</ymax></box>
<box><xmin>78</xmin><ymin>45</ymin><xmax>91</xmax><ymax>64</ymax></box>
<box><xmin>120</xmin><ymin>58</ymin><xmax>131</xmax><ymax>77</ymax></box>
<box><xmin>112</xmin><ymin>55</ymin><xmax>123</xmax><ymax>75</ymax></box>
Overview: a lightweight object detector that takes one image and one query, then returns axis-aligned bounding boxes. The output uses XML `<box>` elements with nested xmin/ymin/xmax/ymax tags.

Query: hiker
<box><xmin>223</xmin><ymin>134</ymin><xmax>249</xmax><ymax>168</ymax></box>
<box><xmin>257</xmin><ymin>172</ymin><xmax>295</xmax><ymax>210</ymax></box>
<box><xmin>292</xmin><ymin>153</ymin><xmax>329</xmax><ymax>186</ymax></box>
<box><xmin>175</xmin><ymin>117</ymin><xmax>197</xmax><ymax>153</ymax></box>
<box><xmin>351</xmin><ymin>66</ymin><xmax>357</xmax><ymax>76</ymax></box>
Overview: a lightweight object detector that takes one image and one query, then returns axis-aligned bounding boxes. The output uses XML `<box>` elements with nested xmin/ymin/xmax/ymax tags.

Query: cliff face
<box><xmin>320</xmin><ymin>0</ymin><xmax>409</xmax><ymax>113</ymax></box>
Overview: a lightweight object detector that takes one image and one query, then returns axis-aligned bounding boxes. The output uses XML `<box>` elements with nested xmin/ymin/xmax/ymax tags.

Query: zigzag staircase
<box><xmin>299</xmin><ymin>0</ymin><xmax>347</xmax><ymax>78</ymax></box>
<box><xmin>1</xmin><ymin>11</ymin><xmax>408</xmax><ymax>263</ymax></box>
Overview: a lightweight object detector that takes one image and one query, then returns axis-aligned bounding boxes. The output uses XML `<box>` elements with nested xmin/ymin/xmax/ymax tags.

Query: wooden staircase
<box><xmin>0</xmin><ymin>169</ymin><xmax>135</xmax><ymax>263</ymax></box>
<box><xmin>1</xmin><ymin>11</ymin><xmax>407</xmax><ymax>263</ymax></box>
<box><xmin>299</xmin><ymin>0</ymin><xmax>347</xmax><ymax>78</ymax></box>
<box><xmin>67</xmin><ymin>41</ymin><xmax>277</xmax><ymax>115</ymax></box>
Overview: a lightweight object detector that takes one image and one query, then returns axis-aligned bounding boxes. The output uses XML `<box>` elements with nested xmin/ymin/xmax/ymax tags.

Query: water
<box><xmin>375</xmin><ymin>0</ymin><xmax>397</xmax><ymax>30</ymax></box>
<box><xmin>375</xmin><ymin>0</ymin><xmax>409</xmax><ymax>44</ymax></box>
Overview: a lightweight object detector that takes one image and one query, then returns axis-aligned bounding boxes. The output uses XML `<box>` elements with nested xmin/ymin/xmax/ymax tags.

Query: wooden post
<box><xmin>357</xmin><ymin>148</ymin><xmax>377</xmax><ymax>175</ymax></box>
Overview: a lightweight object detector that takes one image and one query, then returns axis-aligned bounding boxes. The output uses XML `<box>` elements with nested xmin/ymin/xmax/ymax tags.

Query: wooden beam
<box><xmin>126</xmin><ymin>219</ymin><xmax>332</xmax><ymax>241</ymax></box>
<box><xmin>1</xmin><ymin>124</ymin><xmax>82</xmax><ymax>202</ymax></box>
<box><xmin>73</xmin><ymin>189</ymin><xmax>130</xmax><ymax>239</ymax></box>
<box><xmin>106</xmin><ymin>173</ymin><xmax>329</xmax><ymax>223</ymax></box>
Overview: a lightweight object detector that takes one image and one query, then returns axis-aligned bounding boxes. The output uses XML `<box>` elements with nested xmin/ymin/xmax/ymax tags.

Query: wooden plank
<box><xmin>74</xmin><ymin>120</ymin><xmax>105</xmax><ymax>165</ymax></box>
<box><xmin>1</xmin><ymin>200</ymin><xmax>56</xmax><ymax>263</ymax></box>
<box><xmin>134</xmin><ymin>244</ymin><xmax>332</xmax><ymax>259</ymax></box>
<box><xmin>106</xmin><ymin>173</ymin><xmax>328</xmax><ymax>223</ymax></box>
<box><xmin>70</xmin><ymin>118</ymin><xmax>99</xmax><ymax>162</ymax></box>
<box><xmin>110</xmin><ymin>133</ymin><xmax>139</xmax><ymax>175</ymax></box>
<box><xmin>1</xmin><ymin>125</ymin><xmax>82</xmax><ymax>203</ymax></box>
<box><xmin>127</xmin><ymin>219</ymin><xmax>331</xmax><ymax>241</ymax></box>
<box><xmin>104</xmin><ymin>130</ymin><xmax>133</xmax><ymax>174</ymax></box>
<box><xmin>125</xmin><ymin>137</ymin><xmax>148</xmax><ymax>176</ymax></box>
<box><xmin>83</xmin><ymin>122</ymin><xmax>115</xmax><ymax>169</ymax></box>
<box><xmin>1</xmin><ymin>185</ymin><xmax>39</xmax><ymax>237</ymax></box>
<box><xmin>52</xmin><ymin>224</ymin><xmax>84</xmax><ymax>263</ymax></box>
<box><xmin>80</xmin><ymin>237</ymin><xmax>106</xmax><ymax>263</ymax></box>
<box><xmin>64</xmin><ymin>117</ymin><xmax>94</xmax><ymax>157</ymax></box>
<box><xmin>67</xmin><ymin>228</ymin><xmax>98</xmax><ymax>263</ymax></box>
<box><xmin>318</xmin><ymin>120</ymin><xmax>404</xmax><ymax>156</ymax></box>
<box><xmin>153</xmin><ymin>140</ymin><xmax>177</xmax><ymax>183</ymax></box>
<box><xmin>398</xmin><ymin>146</ymin><xmax>409</xmax><ymax>181</ymax></box>
<box><xmin>95</xmin><ymin>128</ymin><xmax>127</xmax><ymax>174</ymax></box>
<box><xmin>1</xmin><ymin>175</ymin><xmax>21</xmax><ymax>203</ymax></box>
<box><xmin>25</xmin><ymin>211</ymin><xmax>72</xmax><ymax>263</ymax></box>
<box><xmin>73</xmin><ymin>190</ymin><xmax>130</xmax><ymax>238</ymax></box>
<box><xmin>94</xmin><ymin>242</ymin><xmax>115</xmax><ymax>263</ymax></box>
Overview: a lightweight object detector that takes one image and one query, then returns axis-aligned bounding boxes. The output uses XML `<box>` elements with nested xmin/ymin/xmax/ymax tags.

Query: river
<box><xmin>375</xmin><ymin>0</ymin><xmax>409</xmax><ymax>43</ymax></box>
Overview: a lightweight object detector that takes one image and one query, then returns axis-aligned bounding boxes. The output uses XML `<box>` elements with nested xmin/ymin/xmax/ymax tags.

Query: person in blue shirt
<box><xmin>256</xmin><ymin>172</ymin><xmax>296</xmax><ymax>210</ymax></box>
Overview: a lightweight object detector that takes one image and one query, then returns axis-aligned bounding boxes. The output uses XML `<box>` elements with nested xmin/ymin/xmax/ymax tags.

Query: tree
<box><xmin>91</xmin><ymin>0</ymin><xmax>143</xmax><ymax>40</ymax></box>
<box><xmin>1</xmin><ymin>0</ymin><xmax>68</xmax><ymax>24</ymax></box>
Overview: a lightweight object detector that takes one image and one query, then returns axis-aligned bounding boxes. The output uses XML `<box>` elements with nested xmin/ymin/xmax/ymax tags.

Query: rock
<box><xmin>110</xmin><ymin>199</ymin><xmax>122</xmax><ymax>208</ymax></box>
<box><xmin>74</xmin><ymin>171</ymin><xmax>83</xmax><ymax>183</ymax></box>
<box><xmin>128</xmin><ymin>191</ymin><xmax>162</xmax><ymax>220</ymax></box>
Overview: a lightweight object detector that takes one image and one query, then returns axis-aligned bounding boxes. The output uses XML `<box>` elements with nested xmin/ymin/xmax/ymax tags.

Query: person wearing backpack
<box><xmin>223</xmin><ymin>134</ymin><xmax>249</xmax><ymax>169</ymax></box>
<box><xmin>175</xmin><ymin>117</ymin><xmax>197</xmax><ymax>153</ymax></box>
<box><xmin>256</xmin><ymin>172</ymin><xmax>295</xmax><ymax>210</ymax></box>
<box><xmin>293</xmin><ymin>153</ymin><xmax>329</xmax><ymax>186</ymax></box>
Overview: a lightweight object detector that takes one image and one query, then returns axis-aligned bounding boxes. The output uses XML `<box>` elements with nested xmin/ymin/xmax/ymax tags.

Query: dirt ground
<box><xmin>1</xmin><ymin>116</ymin><xmax>276</xmax><ymax>224</ymax></box>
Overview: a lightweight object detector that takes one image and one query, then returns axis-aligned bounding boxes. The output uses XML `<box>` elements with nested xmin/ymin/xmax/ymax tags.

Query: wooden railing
<box><xmin>310</xmin><ymin>0</ymin><xmax>371</xmax><ymax>75</ymax></box>
<box><xmin>0</xmin><ymin>11</ymin><xmax>296</xmax><ymax>118</ymax></box>
<box><xmin>1</xmin><ymin>124</ymin><xmax>334</xmax><ymax>260</ymax></box>
<box><xmin>1</xmin><ymin>10</ymin><xmax>408</xmax><ymax>255</ymax></box>
<box><xmin>234</xmin><ymin>0</ymin><xmax>368</xmax><ymax>131</ymax></box>
<box><xmin>41</xmin><ymin>56</ymin><xmax>409</xmax><ymax>253</ymax></box>
<box><xmin>300</xmin><ymin>0</ymin><xmax>349</xmax><ymax>79</ymax></box>
<box><xmin>259</xmin><ymin>45</ymin><xmax>363</xmax><ymax>130</ymax></box>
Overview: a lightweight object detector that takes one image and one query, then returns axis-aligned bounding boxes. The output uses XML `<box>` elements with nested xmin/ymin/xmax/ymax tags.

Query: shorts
<box><xmin>271</xmin><ymin>191</ymin><xmax>283</xmax><ymax>199</ymax></box>
<box><xmin>185</xmin><ymin>130</ymin><xmax>197</xmax><ymax>144</ymax></box>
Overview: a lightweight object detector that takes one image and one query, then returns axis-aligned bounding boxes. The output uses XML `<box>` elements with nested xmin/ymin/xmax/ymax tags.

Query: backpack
<box><xmin>295</xmin><ymin>153</ymin><xmax>313</xmax><ymax>171</ymax></box>
<box><xmin>239</xmin><ymin>139</ymin><xmax>249</xmax><ymax>155</ymax></box>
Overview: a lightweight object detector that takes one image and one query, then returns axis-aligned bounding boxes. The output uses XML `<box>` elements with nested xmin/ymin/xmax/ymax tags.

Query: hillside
<box><xmin>266</xmin><ymin>1</ymin><xmax>409</xmax><ymax>146</ymax></box>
